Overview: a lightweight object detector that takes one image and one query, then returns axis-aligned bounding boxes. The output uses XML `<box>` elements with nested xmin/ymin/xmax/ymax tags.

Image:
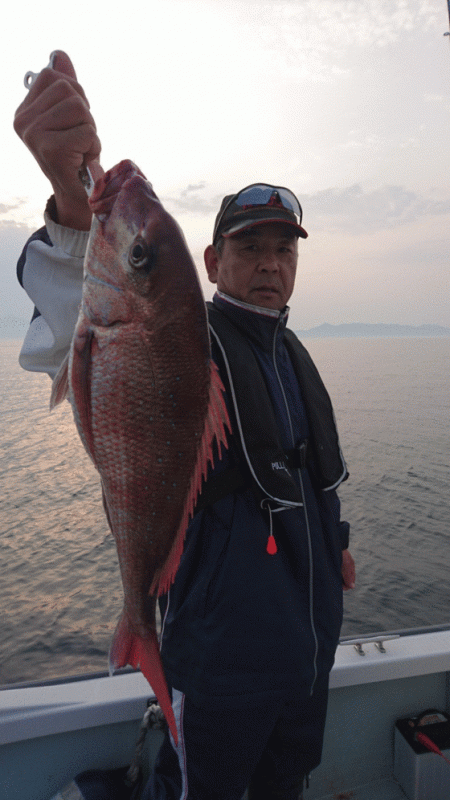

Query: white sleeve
<box><xmin>18</xmin><ymin>211</ymin><xmax>89</xmax><ymax>379</ymax></box>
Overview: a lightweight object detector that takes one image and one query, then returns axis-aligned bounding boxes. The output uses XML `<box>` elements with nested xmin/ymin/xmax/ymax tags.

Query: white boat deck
<box><xmin>307</xmin><ymin>629</ymin><xmax>450</xmax><ymax>799</ymax></box>
<box><xmin>315</xmin><ymin>779</ymin><xmax>406</xmax><ymax>799</ymax></box>
<box><xmin>1</xmin><ymin>628</ymin><xmax>449</xmax><ymax>800</ymax></box>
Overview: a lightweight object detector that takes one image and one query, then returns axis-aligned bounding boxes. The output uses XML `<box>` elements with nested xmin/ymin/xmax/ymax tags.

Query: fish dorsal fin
<box><xmin>50</xmin><ymin>352</ymin><xmax>70</xmax><ymax>410</ymax></box>
<box><xmin>153</xmin><ymin>359</ymin><xmax>231</xmax><ymax>596</ymax></box>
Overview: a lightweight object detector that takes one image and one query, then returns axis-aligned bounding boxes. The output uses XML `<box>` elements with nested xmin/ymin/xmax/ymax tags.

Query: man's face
<box><xmin>204</xmin><ymin>223</ymin><xmax>299</xmax><ymax>311</ymax></box>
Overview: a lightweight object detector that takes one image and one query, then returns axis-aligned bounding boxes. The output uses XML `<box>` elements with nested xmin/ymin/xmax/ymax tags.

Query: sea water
<box><xmin>1</xmin><ymin>336</ymin><xmax>449</xmax><ymax>684</ymax></box>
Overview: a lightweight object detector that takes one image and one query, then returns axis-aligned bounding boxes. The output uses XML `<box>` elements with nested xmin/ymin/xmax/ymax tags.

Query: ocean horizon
<box><xmin>2</xmin><ymin>317</ymin><xmax>450</xmax><ymax>341</ymax></box>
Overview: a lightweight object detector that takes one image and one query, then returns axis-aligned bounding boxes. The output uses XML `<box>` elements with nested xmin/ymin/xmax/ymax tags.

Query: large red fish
<box><xmin>51</xmin><ymin>160</ymin><xmax>230</xmax><ymax>743</ymax></box>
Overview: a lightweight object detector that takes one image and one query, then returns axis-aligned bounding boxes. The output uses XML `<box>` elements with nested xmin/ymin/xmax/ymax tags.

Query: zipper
<box><xmin>208</xmin><ymin>323</ymin><xmax>300</xmax><ymax>508</ymax></box>
<box><xmin>271</xmin><ymin>318</ymin><xmax>319</xmax><ymax>695</ymax></box>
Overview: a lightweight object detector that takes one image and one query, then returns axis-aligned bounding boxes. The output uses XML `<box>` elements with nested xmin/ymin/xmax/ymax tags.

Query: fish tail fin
<box><xmin>50</xmin><ymin>352</ymin><xmax>70</xmax><ymax>409</ymax></box>
<box><xmin>109</xmin><ymin>613</ymin><xmax>178</xmax><ymax>745</ymax></box>
<box><xmin>154</xmin><ymin>359</ymin><xmax>231</xmax><ymax>597</ymax></box>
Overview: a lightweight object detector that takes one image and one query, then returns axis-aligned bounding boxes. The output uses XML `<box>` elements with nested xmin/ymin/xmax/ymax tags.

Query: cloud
<box><xmin>303</xmin><ymin>184</ymin><xmax>450</xmax><ymax>233</ymax></box>
<box><xmin>161</xmin><ymin>184</ymin><xmax>223</xmax><ymax>216</ymax></box>
<box><xmin>337</xmin><ymin>133</ymin><xmax>388</xmax><ymax>151</ymax></box>
<box><xmin>424</xmin><ymin>94</ymin><xmax>447</xmax><ymax>102</ymax></box>
<box><xmin>0</xmin><ymin>218</ymin><xmax>31</xmax><ymax>233</ymax></box>
<box><xmin>232</xmin><ymin>0</ymin><xmax>445</xmax><ymax>83</ymax></box>
<box><xmin>182</xmin><ymin>183</ymin><xmax>207</xmax><ymax>195</ymax></box>
<box><xmin>160</xmin><ymin>179</ymin><xmax>450</xmax><ymax>239</ymax></box>
<box><xmin>0</xmin><ymin>201</ymin><xmax>25</xmax><ymax>215</ymax></box>
<box><xmin>302</xmin><ymin>0</ymin><xmax>443</xmax><ymax>46</ymax></box>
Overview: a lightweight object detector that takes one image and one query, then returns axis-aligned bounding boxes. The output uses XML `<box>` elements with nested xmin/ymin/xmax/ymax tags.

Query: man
<box><xmin>14</xmin><ymin>52</ymin><xmax>355</xmax><ymax>800</ymax></box>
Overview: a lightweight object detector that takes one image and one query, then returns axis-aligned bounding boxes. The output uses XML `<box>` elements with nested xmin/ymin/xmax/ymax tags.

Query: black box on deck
<box><xmin>394</xmin><ymin>709</ymin><xmax>450</xmax><ymax>800</ymax></box>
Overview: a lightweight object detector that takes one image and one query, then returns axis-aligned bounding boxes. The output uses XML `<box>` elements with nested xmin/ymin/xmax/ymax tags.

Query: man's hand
<box><xmin>14</xmin><ymin>51</ymin><xmax>103</xmax><ymax>230</ymax></box>
<box><xmin>341</xmin><ymin>549</ymin><xmax>355</xmax><ymax>591</ymax></box>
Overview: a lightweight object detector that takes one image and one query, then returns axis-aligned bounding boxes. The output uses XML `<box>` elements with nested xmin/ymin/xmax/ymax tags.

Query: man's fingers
<box><xmin>27</xmin><ymin>70</ymin><xmax>90</xmax><ymax>109</ymax></box>
<box><xmin>341</xmin><ymin>549</ymin><xmax>356</xmax><ymax>591</ymax></box>
<box><xmin>51</xmin><ymin>50</ymin><xmax>78</xmax><ymax>81</ymax></box>
<box><xmin>40</xmin><ymin>125</ymin><xmax>101</xmax><ymax>165</ymax></box>
<box><xmin>16</xmin><ymin>83</ymin><xmax>94</xmax><ymax>141</ymax></box>
<box><xmin>26</xmin><ymin>124</ymin><xmax>101</xmax><ymax>183</ymax></box>
<box><xmin>32</xmin><ymin>91</ymin><xmax>95</xmax><ymax>135</ymax></box>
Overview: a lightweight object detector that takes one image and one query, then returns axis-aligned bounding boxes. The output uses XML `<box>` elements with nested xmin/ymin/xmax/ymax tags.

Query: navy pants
<box><xmin>142</xmin><ymin>678</ymin><xmax>329</xmax><ymax>800</ymax></box>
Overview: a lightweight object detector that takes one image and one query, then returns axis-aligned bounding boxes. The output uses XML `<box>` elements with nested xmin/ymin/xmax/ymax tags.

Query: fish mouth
<box><xmin>89</xmin><ymin>160</ymin><xmax>146</xmax><ymax>220</ymax></box>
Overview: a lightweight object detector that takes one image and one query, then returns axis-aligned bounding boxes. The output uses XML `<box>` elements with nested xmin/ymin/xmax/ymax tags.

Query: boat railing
<box><xmin>339</xmin><ymin>621</ymin><xmax>450</xmax><ymax>655</ymax></box>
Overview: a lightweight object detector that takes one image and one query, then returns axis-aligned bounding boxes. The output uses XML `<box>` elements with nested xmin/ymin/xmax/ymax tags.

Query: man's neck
<box><xmin>215</xmin><ymin>290</ymin><xmax>289</xmax><ymax>320</ymax></box>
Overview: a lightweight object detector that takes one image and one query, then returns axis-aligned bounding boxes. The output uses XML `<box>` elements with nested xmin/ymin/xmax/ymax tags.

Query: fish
<box><xmin>51</xmin><ymin>160</ymin><xmax>230</xmax><ymax>744</ymax></box>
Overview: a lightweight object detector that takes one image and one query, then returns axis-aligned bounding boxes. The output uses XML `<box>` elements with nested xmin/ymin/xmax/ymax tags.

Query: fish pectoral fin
<box><xmin>109</xmin><ymin>612</ymin><xmax>178</xmax><ymax>745</ymax></box>
<box><xmin>50</xmin><ymin>352</ymin><xmax>70</xmax><ymax>409</ymax></box>
<box><xmin>70</xmin><ymin>329</ymin><xmax>97</xmax><ymax>461</ymax></box>
<box><xmin>155</xmin><ymin>359</ymin><xmax>231</xmax><ymax>597</ymax></box>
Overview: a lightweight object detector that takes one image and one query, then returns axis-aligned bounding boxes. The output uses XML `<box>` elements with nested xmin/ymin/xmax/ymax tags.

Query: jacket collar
<box><xmin>212</xmin><ymin>291</ymin><xmax>289</xmax><ymax>353</ymax></box>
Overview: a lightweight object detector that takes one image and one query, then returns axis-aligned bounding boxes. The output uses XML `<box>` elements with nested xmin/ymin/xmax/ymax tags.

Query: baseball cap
<box><xmin>212</xmin><ymin>183</ymin><xmax>308</xmax><ymax>245</ymax></box>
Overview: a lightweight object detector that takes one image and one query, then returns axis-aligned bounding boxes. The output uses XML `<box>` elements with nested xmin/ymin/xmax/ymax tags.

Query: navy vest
<box><xmin>206</xmin><ymin>303</ymin><xmax>348</xmax><ymax>508</ymax></box>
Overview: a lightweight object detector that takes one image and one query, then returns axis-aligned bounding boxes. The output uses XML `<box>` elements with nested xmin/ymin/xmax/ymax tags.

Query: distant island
<box><xmin>2</xmin><ymin>317</ymin><xmax>450</xmax><ymax>341</ymax></box>
<box><xmin>295</xmin><ymin>323</ymin><xmax>450</xmax><ymax>339</ymax></box>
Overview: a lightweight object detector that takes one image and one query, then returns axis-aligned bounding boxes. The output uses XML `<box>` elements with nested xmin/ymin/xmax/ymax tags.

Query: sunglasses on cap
<box><xmin>213</xmin><ymin>183</ymin><xmax>307</xmax><ymax>245</ymax></box>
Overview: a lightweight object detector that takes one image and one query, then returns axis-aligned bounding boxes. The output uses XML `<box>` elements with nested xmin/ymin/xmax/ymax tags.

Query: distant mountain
<box><xmin>3</xmin><ymin>317</ymin><xmax>450</xmax><ymax>341</ymax></box>
<box><xmin>295</xmin><ymin>322</ymin><xmax>450</xmax><ymax>339</ymax></box>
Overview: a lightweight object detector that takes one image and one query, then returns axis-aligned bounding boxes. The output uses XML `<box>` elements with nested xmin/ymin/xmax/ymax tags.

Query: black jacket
<box><xmin>160</xmin><ymin>292</ymin><xmax>349</xmax><ymax>707</ymax></box>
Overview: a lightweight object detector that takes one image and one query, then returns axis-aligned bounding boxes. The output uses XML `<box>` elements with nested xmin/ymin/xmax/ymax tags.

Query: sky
<box><xmin>1</xmin><ymin>0</ymin><xmax>449</xmax><ymax>334</ymax></box>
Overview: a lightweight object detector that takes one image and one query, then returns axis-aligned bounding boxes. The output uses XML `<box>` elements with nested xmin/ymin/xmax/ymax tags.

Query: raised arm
<box><xmin>14</xmin><ymin>50</ymin><xmax>102</xmax><ymax>230</ymax></box>
<box><xmin>14</xmin><ymin>52</ymin><xmax>102</xmax><ymax>376</ymax></box>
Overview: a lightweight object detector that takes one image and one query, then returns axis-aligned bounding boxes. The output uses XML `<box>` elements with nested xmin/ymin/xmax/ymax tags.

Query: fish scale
<box><xmin>51</xmin><ymin>160</ymin><xmax>230</xmax><ymax>744</ymax></box>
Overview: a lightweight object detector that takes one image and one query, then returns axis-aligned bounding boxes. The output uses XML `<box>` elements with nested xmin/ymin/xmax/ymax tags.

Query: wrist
<box><xmin>44</xmin><ymin>202</ymin><xmax>90</xmax><ymax>259</ymax></box>
<box><xmin>51</xmin><ymin>190</ymin><xmax>92</xmax><ymax>231</ymax></box>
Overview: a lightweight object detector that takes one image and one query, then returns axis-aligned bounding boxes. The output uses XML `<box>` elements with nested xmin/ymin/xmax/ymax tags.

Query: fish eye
<box><xmin>128</xmin><ymin>237</ymin><xmax>151</xmax><ymax>269</ymax></box>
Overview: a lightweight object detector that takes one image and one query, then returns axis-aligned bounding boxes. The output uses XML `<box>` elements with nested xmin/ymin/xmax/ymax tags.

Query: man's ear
<box><xmin>204</xmin><ymin>244</ymin><xmax>219</xmax><ymax>284</ymax></box>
